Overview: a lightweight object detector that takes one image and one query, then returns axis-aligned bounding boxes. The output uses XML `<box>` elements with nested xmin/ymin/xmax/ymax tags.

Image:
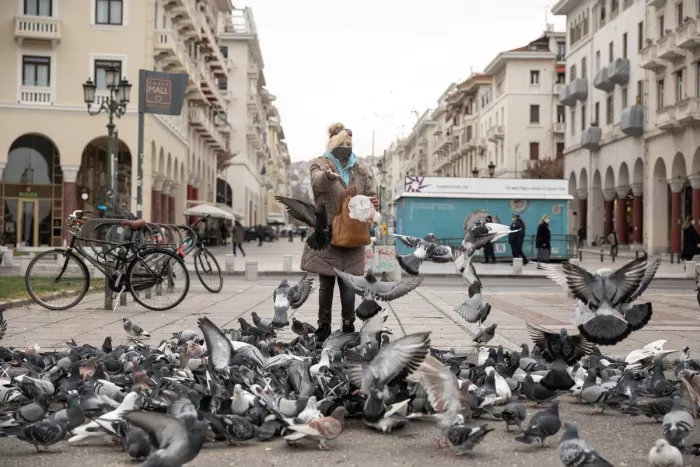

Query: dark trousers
<box><xmin>510</xmin><ymin>241</ymin><xmax>528</xmax><ymax>263</ymax></box>
<box><xmin>232</xmin><ymin>243</ymin><xmax>245</xmax><ymax>256</ymax></box>
<box><xmin>318</xmin><ymin>274</ymin><xmax>356</xmax><ymax>328</ymax></box>
<box><xmin>483</xmin><ymin>243</ymin><xmax>496</xmax><ymax>263</ymax></box>
<box><xmin>258</xmin><ymin>235</ymin><xmax>263</xmax><ymax>246</ymax></box>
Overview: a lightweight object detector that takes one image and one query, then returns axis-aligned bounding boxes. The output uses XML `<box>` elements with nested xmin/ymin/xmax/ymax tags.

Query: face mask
<box><xmin>544</xmin><ymin>218</ymin><xmax>550</xmax><ymax>224</ymax></box>
<box><xmin>332</xmin><ymin>147</ymin><xmax>352</xmax><ymax>160</ymax></box>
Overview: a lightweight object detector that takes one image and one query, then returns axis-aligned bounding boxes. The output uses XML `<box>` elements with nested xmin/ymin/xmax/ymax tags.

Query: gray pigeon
<box><xmin>557</xmin><ymin>422</ymin><xmax>613</xmax><ymax>466</ymax></box>
<box><xmin>515</xmin><ymin>400</ymin><xmax>562</xmax><ymax>446</ymax></box>
<box><xmin>15</xmin><ymin>420</ymin><xmax>67</xmax><ymax>452</ymax></box>
<box><xmin>48</xmin><ymin>393</ymin><xmax>84</xmax><ymax>433</ymax></box>
<box><xmin>578</xmin><ymin>369</ymin><xmax>620</xmax><ymax>413</ymax></box>
<box><xmin>171</xmin><ymin>330</ymin><xmax>198</xmax><ymax>345</ymax></box>
<box><xmin>197</xmin><ymin>316</ymin><xmax>234</xmax><ymax>375</ymax></box>
<box><xmin>0</xmin><ymin>306</ymin><xmax>6</xmax><ymax>341</ymax></box>
<box><xmin>125</xmin><ymin>425</ymin><xmax>152</xmax><ymax>461</ymax></box>
<box><xmin>271</xmin><ymin>275</ymin><xmax>314</xmax><ymax>328</ymax></box>
<box><xmin>291</xmin><ymin>317</ymin><xmax>316</xmax><ymax>336</ymax></box>
<box><xmin>393</xmin><ymin>233</ymin><xmax>453</xmax><ymax>276</ymax></box>
<box><xmin>445</xmin><ymin>413</ymin><xmax>494</xmax><ymax>455</ymax></box>
<box><xmin>251</xmin><ymin>312</ymin><xmax>274</xmax><ymax>331</ymax></box>
<box><xmin>500</xmin><ymin>402</ymin><xmax>527</xmax><ymax>432</ymax></box>
<box><xmin>461</xmin><ymin>220</ymin><xmax>518</xmax><ymax>256</ymax></box>
<box><xmin>123</xmin><ymin>318</ymin><xmax>151</xmax><ymax>338</ymax></box>
<box><xmin>454</xmin><ymin>281</ymin><xmax>491</xmax><ymax>325</ymax></box>
<box><xmin>333</xmin><ymin>268</ymin><xmax>423</xmax><ymax>319</ymax></box>
<box><xmin>473</xmin><ymin>323</ymin><xmax>497</xmax><ymax>345</ymax></box>
<box><xmin>275</xmin><ymin>196</ymin><xmax>331</xmax><ymax>250</ymax></box>
<box><xmin>662</xmin><ymin>396</ymin><xmax>695</xmax><ymax>450</ymax></box>
<box><xmin>527</xmin><ymin>324</ymin><xmax>593</xmax><ymax>391</ymax></box>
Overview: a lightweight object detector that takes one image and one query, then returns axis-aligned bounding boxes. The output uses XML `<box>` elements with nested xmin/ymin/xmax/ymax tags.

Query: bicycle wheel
<box><xmin>193</xmin><ymin>248</ymin><xmax>223</xmax><ymax>293</ymax></box>
<box><xmin>25</xmin><ymin>249</ymin><xmax>90</xmax><ymax>311</ymax></box>
<box><xmin>127</xmin><ymin>248</ymin><xmax>189</xmax><ymax>311</ymax></box>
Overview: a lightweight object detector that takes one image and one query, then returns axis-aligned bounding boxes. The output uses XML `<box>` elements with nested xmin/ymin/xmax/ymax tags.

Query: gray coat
<box><xmin>300</xmin><ymin>156</ymin><xmax>377</xmax><ymax>276</ymax></box>
<box><xmin>232</xmin><ymin>224</ymin><xmax>245</xmax><ymax>243</ymax></box>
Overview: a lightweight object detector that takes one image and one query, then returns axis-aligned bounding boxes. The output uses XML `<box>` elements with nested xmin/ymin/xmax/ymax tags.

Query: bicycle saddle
<box><xmin>121</xmin><ymin>219</ymin><xmax>147</xmax><ymax>230</ymax></box>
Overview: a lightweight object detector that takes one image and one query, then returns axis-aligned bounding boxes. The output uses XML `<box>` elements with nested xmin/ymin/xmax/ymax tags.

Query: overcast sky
<box><xmin>234</xmin><ymin>0</ymin><xmax>566</xmax><ymax>162</ymax></box>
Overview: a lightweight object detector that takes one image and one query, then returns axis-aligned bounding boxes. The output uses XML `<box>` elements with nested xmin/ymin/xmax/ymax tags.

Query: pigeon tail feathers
<box><xmin>578</xmin><ymin>316</ymin><xmax>631</xmax><ymax>346</ymax></box>
<box><xmin>540</xmin><ymin>367</ymin><xmax>575</xmax><ymax>391</ymax></box>
<box><xmin>356</xmin><ymin>299</ymin><xmax>382</xmax><ymax>321</ymax></box>
<box><xmin>396</xmin><ymin>254</ymin><xmax>421</xmax><ymax>276</ymax></box>
<box><xmin>625</xmin><ymin>302</ymin><xmax>653</xmax><ymax>331</ymax></box>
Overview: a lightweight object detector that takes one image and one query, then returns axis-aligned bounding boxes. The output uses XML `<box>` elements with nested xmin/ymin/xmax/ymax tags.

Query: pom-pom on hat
<box><xmin>326</xmin><ymin>122</ymin><xmax>352</xmax><ymax>152</ymax></box>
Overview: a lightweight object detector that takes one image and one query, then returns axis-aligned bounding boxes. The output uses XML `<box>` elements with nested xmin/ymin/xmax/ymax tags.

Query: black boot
<box><xmin>314</xmin><ymin>324</ymin><xmax>331</xmax><ymax>343</ymax></box>
<box><xmin>341</xmin><ymin>320</ymin><xmax>355</xmax><ymax>334</ymax></box>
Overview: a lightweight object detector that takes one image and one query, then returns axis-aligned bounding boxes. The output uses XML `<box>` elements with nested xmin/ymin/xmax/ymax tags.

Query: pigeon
<box><xmin>271</xmin><ymin>275</ymin><xmax>314</xmax><ymax>328</ymax></box>
<box><xmin>445</xmin><ymin>414</ymin><xmax>494</xmax><ymax>455</ymax></box>
<box><xmin>648</xmin><ymin>439</ymin><xmax>683</xmax><ymax>467</ymax></box>
<box><xmin>197</xmin><ymin>316</ymin><xmax>234</xmax><ymax>374</ymax></box>
<box><xmin>283</xmin><ymin>406</ymin><xmax>346</xmax><ymax>449</ymax></box>
<box><xmin>275</xmin><ymin>196</ymin><xmax>331</xmax><ymax>250</ymax></box>
<box><xmin>251</xmin><ymin>312</ymin><xmax>274</xmax><ymax>332</ymax></box>
<box><xmin>662</xmin><ymin>396</ymin><xmax>694</xmax><ymax>450</ymax></box>
<box><xmin>68</xmin><ymin>391</ymin><xmax>140</xmax><ymax>443</ymax></box>
<box><xmin>501</xmin><ymin>402</ymin><xmax>527</xmax><ymax>432</ymax></box>
<box><xmin>171</xmin><ymin>330</ymin><xmax>199</xmax><ymax>345</ymax></box>
<box><xmin>527</xmin><ymin>324</ymin><xmax>593</xmax><ymax>391</ymax></box>
<box><xmin>13</xmin><ymin>420</ymin><xmax>67</xmax><ymax>452</ymax></box>
<box><xmin>0</xmin><ymin>306</ymin><xmax>6</xmax><ymax>341</ymax></box>
<box><xmin>473</xmin><ymin>323</ymin><xmax>497</xmax><ymax>345</ymax></box>
<box><xmin>452</xmin><ymin>247</ymin><xmax>481</xmax><ymax>286</ymax></box>
<box><xmin>333</xmin><ymin>268</ymin><xmax>423</xmax><ymax>319</ymax></box>
<box><xmin>461</xmin><ymin>220</ymin><xmax>518</xmax><ymax>256</ymax></box>
<box><xmin>48</xmin><ymin>392</ymin><xmax>85</xmax><ymax>433</ymax></box>
<box><xmin>557</xmin><ymin>422</ymin><xmax>613</xmax><ymax>467</ymax></box>
<box><xmin>291</xmin><ymin>317</ymin><xmax>316</xmax><ymax>337</ymax></box>
<box><xmin>123</xmin><ymin>318</ymin><xmax>151</xmax><ymax>338</ymax></box>
<box><xmin>626</xmin><ymin>340</ymin><xmax>678</xmax><ymax>366</ymax></box>
<box><xmin>393</xmin><ymin>233</ymin><xmax>453</xmax><ymax>275</ymax></box>
<box><xmin>515</xmin><ymin>400</ymin><xmax>562</xmax><ymax>446</ymax></box>
<box><xmin>2</xmin><ymin>395</ymin><xmax>49</xmax><ymax>426</ymax></box>
<box><xmin>454</xmin><ymin>281</ymin><xmax>491</xmax><ymax>325</ymax></box>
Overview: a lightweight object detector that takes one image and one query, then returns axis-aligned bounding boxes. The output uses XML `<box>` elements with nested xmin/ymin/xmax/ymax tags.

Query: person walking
<box><xmin>483</xmin><ymin>215</ymin><xmax>496</xmax><ymax>263</ymax></box>
<box><xmin>536</xmin><ymin>214</ymin><xmax>551</xmax><ymax>269</ymax></box>
<box><xmin>288</xmin><ymin>228</ymin><xmax>294</xmax><ymax>242</ymax></box>
<box><xmin>232</xmin><ymin>219</ymin><xmax>246</xmax><ymax>257</ymax></box>
<box><xmin>508</xmin><ymin>213</ymin><xmax>529</xmax><ymax>265</ymax></box>
<box><xmin>300</xmin><ymin>123</ymin><xmax>378</xmax><ymax>342</ymax></box>
<box><xmin>607</xmin><ymin>230</ymin><xmax>618</xmax><ymax>258</ymax></box>
<box><xmin>220</xmin><ymin>222</ymin><xmax>228</xmax><ymax>247</ymax></box>
<box><xmin>681</xmin><ymin>216</ymin><xmax>700</xmax><ymax>261</ymax></box>
<box><xmin>257</xmin><ymin>224</ymin><xmax>264</xmax><ymax>247</ymax></box>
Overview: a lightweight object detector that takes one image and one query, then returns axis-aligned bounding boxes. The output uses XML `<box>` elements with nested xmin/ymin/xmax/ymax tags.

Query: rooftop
<box><xmin>483</xmin><ymin>30</ymin><xmax>562</xmax><ymax>74</ymax></box>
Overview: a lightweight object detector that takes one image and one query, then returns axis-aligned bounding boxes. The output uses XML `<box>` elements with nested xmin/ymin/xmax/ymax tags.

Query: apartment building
<box><xmin>266</xmin><ymin>105</ymin><xmax>291</xmax><ymax>224</ymax></box>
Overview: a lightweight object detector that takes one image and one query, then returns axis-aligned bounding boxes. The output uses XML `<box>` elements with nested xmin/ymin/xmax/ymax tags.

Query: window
<box><xmin>22</xmin><ymin>56</ymin><xmax>50</xmax><ymax>87</ymax></box>
<box><xmin>637</xmin><ymin>79</ymin><xmax>644</xmax><ymax>104</ymax></box>
<box><xmin>606</xmin><ymin>95</ymin><xmax>614</xmax><ymax>124</ymax></box>
<box><xmin>557</xmin><ymin>105</ymin><xmax>565</xmax><ymax>123</ymax></box>
<box><xmin>95</xmin><ymin>0</ymin><xmax>123</xmax><ymax>25</ymax></box>
<box><xmin>581</xmin><ymin>104</ymin><xmax>587</xmax><ymax>131</ymax></box>
<box><xmin>570</xmin><ymin>64</ymin><xmax>577</xmax><ymax>82</ymax></box>
<box><xmin>675</xmin><ymin>68</ymin><xmax>685</xmax><ymax>101</ymax></box>
<box><xmin>622</xmin><ymin>33</ymin><xmax>628</xmax><ymax>59</ymax></box>
<box><xmin>556</xmin><ymin>72</ymin><xmax>566</xmax><ymax>84</ymax></box>
<box><xmin>595</xmin><ymin>50</ymin><xmax>601</xmax><ymax>71</ymax></box>
<box><xmin>529</xmin><ymin>105</ymin><xmax>540</xmax><ymax>124</ymax></box>
<box><xmin>556</xmin><ymin>142</ymin><xmax>565</xmax><ymax>160</ymax></box>
<box><xmin>581</xmin><ymin>57</ymin><xmax>587</xmax><ymax>77</ymax></box>
<box><xmin>622</xmin><ymin>87</ymin><xmax>628</xmax><ymax>109</ymax></box>
<box><xmin>571</xmin><ymin>109</ymin><xmax>576</xmax><ymax>135</ymax></box>
<box><xmin>94</xmin><ymin>59</ymin><xmax>122</xmax><ymax>88</ymax></box>
<box><xmin>529</xmin><ymin>142</ymin><xmax>540</xmax><ymax>161</ymax></box>
<box><xmin>677</xmin><ymin>1</ymin><xmax>684</xmax><ymax>27</ymax></box>
<box><xmin>557</xmin><ymin>42</ymin><xmax>566</xmax><ymax>61</ymax></box>
<box><xmin>638</xmin><ymin>21</ymin><xmax>644</xmax><ymax>51</ymax></box>
<box><xmin>608</xmin><ymin>41</ymin><xmax>614</xmax><ymax>63</ymax></box>
<box><xmin>530</xmin><ymin>70</ymin><xmax>540</xmax><ymax>85</ymax></box>
<box><xmin>24</xmin><ymin>0</ymin><xmax>52</xmax><ymax>16</ymax></box>
<box><xmin>594</xmin><ymin>102</ymin><xmax>600</xmax><ymax>124</ymax></box>
<box><xmin>659</xmin><ymin>15</ymin><xmax>665</xmax><ymax>39</ymax></box>
<box><xmin>658</xmin><ymin>78</ymin><xmax>665</xmax><ymax>109</ymax></box>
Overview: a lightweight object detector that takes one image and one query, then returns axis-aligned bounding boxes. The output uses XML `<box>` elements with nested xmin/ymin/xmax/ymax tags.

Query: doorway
<box><xmin>18</xmin><ymin>198</ymin><xmax>38</xmax><ymax>247</ymax></box>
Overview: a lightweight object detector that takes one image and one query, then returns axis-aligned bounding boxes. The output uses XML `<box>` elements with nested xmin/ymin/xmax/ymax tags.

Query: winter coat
<box><xmin>300</xmin><ymin>155</ymin><xmax>377</xmax><ymax>276</ymax></box>
<box><xmin>682</xmin><ymin>225</ymin><xmax>700</xmax><ymax>260</ymax></box>
<box><xmin>232</xmin><ymin>224</ymin><xmax>245</xmax><ymax>243</ymax></box>
<box><xmin>536</xmin><ymin>223</ymin><xmax>551</xmax><ymax>249</ymax></box>
<box><xmin>508</xmin><ymin>218</ymin><xmax>525</xmax><ymax>245</ymax></box>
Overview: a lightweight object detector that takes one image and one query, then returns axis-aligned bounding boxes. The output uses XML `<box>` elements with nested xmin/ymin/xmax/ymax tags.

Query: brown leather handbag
<box><xmin>331</xmin><ymin>186</ymin><xmax>371</xmax><ymax>248</ymax></box>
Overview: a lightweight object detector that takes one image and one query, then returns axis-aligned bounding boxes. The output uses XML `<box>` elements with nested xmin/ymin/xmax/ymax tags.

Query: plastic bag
<box><xmin>348</xmin><ymin>195</ymin><xmax>379</xmax><ymax>223</ymax></box>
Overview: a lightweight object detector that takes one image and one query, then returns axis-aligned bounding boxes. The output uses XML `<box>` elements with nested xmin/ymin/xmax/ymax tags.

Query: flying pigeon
<box><xmin>445</xmin><ymin>414</ymin><xmax>494</xmax><ymax>455</ymax></box>
<box><xmin>648</xmin><ymin>439</ymin><xmax>683</xmax><ymax>467</ymax></box>
<box><xmin>283</xmin><ymin>406</ymin><xmax>347</xmax><ymax>449</ymax></box>
<box><xmin>271</xmin><ymin>275</ymin><xmax>314</xmax><ymax>328</ymax></box>
<box><xmin>393</xmin><ymin>233</ymin><xmax>452</xmax><ymax>276</ymax></box>
<box><xmin>662</xmin><ymin>396</ymin><xmax>695</xmax><ymax>450</ymax></box>
<box><xmin>473</xmin><ymin>323</ymin><xmax>497</xmax><ymax>345</ymax></box>
<box><xmin>452</xmin><ymin>247</ymin><xmax>481</xmax><ymax>286</ymax></box>
<box><xmin>275</xmin><ymin>196</ymin><xmax>331</xmax><ymax>250</ymax></box>
<box><xmin>333</xmin><ymin>268</ymin><xmax>423</xmax><ymax>318</ymax></box>
<box><xmin>461</xmin><ymin>220</ymin><xmax>518</xmax><ymax>256</ymax></box>
<box><xmin>557</xmin><ymin>422</ymin><xmax>613</xmax><ymax>467</ymax></box>
<box><xmin>454</xmin><ymin>281</ymin><xmax>491</xmax><ymax>325</ymax></box>
<box><xmin>123</xmin><ymin>318</ymin><xmax>151</xmax><ymax>339</ymax></box>
<box><xmin>515</xmin><ymin>400</ymin><xmax>562</xmax><ymax>446</ymax></box>
<box><xmin>527</xmin><ymin>324</ymin><xmax>593</xmax><ymax>391</ymax></box>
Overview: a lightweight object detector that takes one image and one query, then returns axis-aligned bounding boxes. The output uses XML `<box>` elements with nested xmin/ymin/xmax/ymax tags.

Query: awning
<box><xmin>556</xmin><ymin>64</ymin><xmax>565</xmax><ymax>73</ymax></box>
<box><xmin>183</xmin><ymin>204</ymin><xmax>233</xmax><ymax>220</ymax></box>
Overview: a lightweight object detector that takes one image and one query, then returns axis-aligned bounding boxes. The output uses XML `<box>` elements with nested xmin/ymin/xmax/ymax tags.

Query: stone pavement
<box><xmin>2</xmin><ymin>277</ymin><xmax>698</xmax><ymax>359</ymax></box>
<box><xmin>198</xmin><ymin>239</ymin><xmax>694</xmax><ymax>279</ymax></box>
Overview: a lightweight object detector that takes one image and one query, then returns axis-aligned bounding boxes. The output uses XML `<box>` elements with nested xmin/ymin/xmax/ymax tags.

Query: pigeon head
<box><xmin>654</xmin><ymin>438</ymin><xmax>672</xmax><ymax>452</ymax></box>
<box><xmin>561</xmin><ymin>421</ymin><xmax>579</xmax><ymax>440</ymax></box>
<box><xmin>364</xmin><ymin>270</ymin><xmax>377</xmax><ymax>283</ymax></box>
<box><xmin>122</xmin><ymin>318</ymin><xmax>129</xmax><ymax>324</ymax></box>
<box><xmin>330</xmin><ymin>406</ymin><xmax>347</xmax><ymax>421</ymax></box>
<box><xmin>683</xmin><ymin>346</ymin><xmax>690</xmax><ymax>353</ymax></box>
<box><xmin>452</xmin><ymin>413</ymin><xmax>466</xmax><ymax>426</ymax></box>
<box><xmin>278</xmin><ymin>279</ymin><xmax>289</xmax><ymax>287</ymax></box>
<box><xmin>548</xmin><ymin>400</ymin><xmax>560</xmax><ymax>413</ymax></box>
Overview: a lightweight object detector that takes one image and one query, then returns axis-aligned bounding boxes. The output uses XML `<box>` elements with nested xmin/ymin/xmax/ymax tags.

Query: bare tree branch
<box><xmin>520</xmin><ymin>157</ymin><xmax>564</xmax><ymax>179</ymax></box>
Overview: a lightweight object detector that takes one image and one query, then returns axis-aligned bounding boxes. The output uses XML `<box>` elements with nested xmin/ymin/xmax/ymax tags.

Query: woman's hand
<box><xmin>325</xmin><ymin>169</ymin><xmax>340</xmax><ymax>181</ymax></box>
<box><xmin>369</xmin><ymin>195</ymin><xmax>379</xmax><ymax>210</ymax></box>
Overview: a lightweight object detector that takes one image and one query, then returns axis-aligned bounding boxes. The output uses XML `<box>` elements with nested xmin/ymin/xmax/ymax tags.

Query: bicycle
<box><xmin>175</xmin><ymin>215</ymin><xmax>223</xmax><ymax>293</ymax></box>
<box><xmin>24</xmin><ymin>210</ymin><xmax>190</xmax><ymax>312</ymax></box>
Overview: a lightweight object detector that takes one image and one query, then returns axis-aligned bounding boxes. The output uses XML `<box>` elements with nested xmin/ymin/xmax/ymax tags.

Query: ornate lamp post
<box><xmin>82</xmin><ymin>68</ymin><xmax>132</xmax><ymax>214</ymax></box>
<box><xmin>488</xmin><ymin>161</ymin><xmax>496</xmax><ymax>178</ymax></box>
<box><xmin>471</xmin><ymin>167</ymin><xmax>479</xmax><ymax>178</ymax></box>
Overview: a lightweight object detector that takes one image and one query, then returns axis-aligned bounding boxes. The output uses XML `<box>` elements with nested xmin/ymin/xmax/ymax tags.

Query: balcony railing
<box><xmin>552</xmin><ymin>122</ymin><xmax>565</xmax><ymax>133</ymax></box>
<box><xmin>657</xmin><ymin>32</ymin><xmax>684</xmax><ymax>60</ymax></box>
<box><xmin>486</xmin><ymin>125</ymin><xmax>504</xmax><ymax>141</ymax></box>
<box><xmin>640</xmin><ymin>44</ymin><xmax>666</xmax><ymax>71</ymax></box>
<box><xmin>18</xmin><ymin>85</ymin><xmax>52</xmax><ymax>105</ymax></box>
<box><xmin>676</xmin><ymin>98</ymin><xmax>700</xmax><ymax>126</ymax></box>
<box><xmin>677</xmin><ymin>18</ymin><xmax>700</xmax><ymax>50</ymax></box>
<box><xmin>657</xmin><ymin>106</ymin><xmax>682</xmax><ymax>131</ymax></box>
<box><xmin>14</xmin><ymin>15</ymin><xmax>61</xmax><ymax>46</ymax></box>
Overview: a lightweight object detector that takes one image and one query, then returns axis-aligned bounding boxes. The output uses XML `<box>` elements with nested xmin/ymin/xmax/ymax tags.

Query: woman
<box><xmin>681</xmin><ymin>216</ymin><xmax>700</xmax><ymax>261</ymax></box>
<box><xmin>535</xmin><ymin>214</ymin><xmax>551</xmax><ymax>269</ymax></box>
<box><xmin>232</xmin><ymin>219</ymin><xmax>246</xmax><ymax>257</ymax></box>
<box><xmin>300</xmin><ymin>123</ymin><xmax>378</xmax><ymax>342</ymax></box>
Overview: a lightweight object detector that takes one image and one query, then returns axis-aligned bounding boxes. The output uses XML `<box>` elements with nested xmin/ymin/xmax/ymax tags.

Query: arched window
<box><xmin>5</xmin><ymin>134</ymin><xmax>56</xmax><ymax>185</ymax></box>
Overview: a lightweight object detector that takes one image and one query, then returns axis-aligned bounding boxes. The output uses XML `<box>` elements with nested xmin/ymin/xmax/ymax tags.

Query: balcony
<box><xmin>646</xmin><ymin>0</ymin><xmax>666</xmax><ymax>7</ymax></box>
<box><xmin>570</xmin><ymin>78</ymin><xmax>588</xmax><ymax>102</ymax></box>
<box><xmin>608</xmin><ymin>58</ymin><xmax>630</xmax><ymax>85</ymax></box>
<box><xmin>620</xmin><ymin>105</ymin><xmax>644</xmax><ymax>136</ymax></box>
<box><xmin>18</xmin><ymin>85</ymin><xmax>52</xmax><ymax>105</ymax></box>
<box><xmin>594</xmin><ymin>67</ymin><xmax>614</xmax><ymax>92</ymax></box>
<box><xmin>656</xmin><ymin>106</ymin><xmax>683</xmax><ymax>131</ymax></box>
<box><xmin>248</xmin><ymin>61</ymin><xmax>259</xmax><ymax>78</ymax></box>
<box><xmin>197</xmin><ymin>60</ymin><xmax>226</xmax><ymax>109</ymax></box>
<box><xmin>657</xmin><ymin>33</ymin><xmax>684</xmax><ymax>61</ymax></box>
<box><xmin>553</xmin><ymin>83</ymin><xmax>565</xmax><ymax>95</ymax></box>
<box><xmin>676</xmin><ymin>98</ymin><xmax>700</xmax><ymax>127</ymax></box>
<box><xmin>486</xmin><ymin>125</ymin><xmax>504</xmax><ymax>142</ymax></box>
<box><xmin>559</xmin><ymin>83</ymin><xmax>576</xmax><ymax>106</ymax></box>
<box><xmin>640</xmin><ymin>44</ymin><xmax>666</xmax><ymax>71</ymax></box>
<box><xmin>552</xmin><ymin>122</ymin><xmax>565</xmax><ymax>134</ymax></box>
<box><xmin>677</xmin><ymin>18</ymin><xmax>700</xmax><ymax>50</ymax></box>
<box><xmin>581</xmin><ymin>126</ymin><xmax>601</xmax><ymax>151</ymax></box>
<box><xmin>197</xmin><ymin>11</ymin><xmax>227</xmax><ymax>78</ymax></box>
<box><xmin>14</xmin><ymin>15</ymin><xmax>61</xmax><ymax>47</ymax></box>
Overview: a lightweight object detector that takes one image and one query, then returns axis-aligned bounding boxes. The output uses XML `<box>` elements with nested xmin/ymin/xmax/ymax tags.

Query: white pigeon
<box><xmin>625</xmin><ymin>340</ymin><xmax>678</xmax><ymax>366</ymax></box>
<box><xmin>230</xmin><ymin>384</ymin><xmax>255</xmax><ymax>416</ymax></box>
<box><xmin>68</xmin><ymin>392</ymin><xmax>140</xmax><ymax>444</ymax></box>
<box><xmin>477</xmin><ymin>346</ymin><xmax>491</xmax><ymax>366</ymax></box>
<box><xmin>486</xmin><ymin>367</ymin><xmax>511</xmax><ymax>400</ymax></box>
<box><xmin>648</xmin><ymin>438</ymin><xmax>683</xmax><ymax>467</ymax></box>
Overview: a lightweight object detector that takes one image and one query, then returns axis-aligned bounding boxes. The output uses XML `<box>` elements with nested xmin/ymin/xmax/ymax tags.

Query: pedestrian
<box><xmin>300</xmin><ymin>122</ymin><xmax>378</xmax><ymax>342</ymax></box>
<box><xmin>300</xmin><ymin>228</ymin><xmax>307</xmax><ymax>241</ymax></box>
<box><xmin>681</xmin><ymin>216</ymin><xmax>700</xmax><ymax>261</ymax></box>
<box><xmin>607</xmin><ymin>230</ymin><xmax>618</xmax><ymax>258</ymax></box>
<box><xmin>536</xmin><ymin>214</ymin><xmax>551</xmax><ymax>269</ymax></box>
<box><xmin>577</xmin><ymin>225</ymin><xmax>586</xmax><ymax>249</ymax></box>
<box><xmin>483</xmin><ymin>215</ymin><xmax>496</xmax><ymax>263</ymax></box>
<box><xmin>288</xmin><ymin>228</ymin><xmax>294</xmax><ymax>242</ymax></box>
<box><xmin>508</xmin><ymin>213</ymin><xmax>529</xmax><ymax>265</ymax></box>
<box><xmin>257</xmin><ymin>224</ymin><xmax>264</xmax><ymax>247</ymax></box>
<box><xmin>220</xmin><ymin>222</ymin><xmax>227</xmax><ymax>246</ymax></box>
<box><xmin>232</xmin><ymin>219</ymin><xmax>246</xmax><ymax>257</ymax></box>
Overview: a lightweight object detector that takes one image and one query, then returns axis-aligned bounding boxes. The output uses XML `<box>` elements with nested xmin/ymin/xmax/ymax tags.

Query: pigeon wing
<box><xmin>197</xmin><ymin>317</ymin><xmax>232</xmax><ymax>372</ymax></box>
<box><xmin>167</xmin><ymin>397</ymin><xmax>198</xmax><ymax>425</ymax></box>
<box><xmin>322</xmin><ymin>331</ymin><xmax>359</xmax><ymax>351</ymax></box>
<box><xmin>332</xmin><ymin>268</ymin><xmax>367</xmax><ymax>295</ymax></box>
<box><xmin>561</xmin><ymin>261</ymin><xmax>600</xmax><ymax>307</ymax></box>
<box><xmin>393</xmin><ymin>234</ymin><xmax>421</xmax><ymax>248</ymax></box>
<box><xmin>526</xmin><ymin>323</ymin><xmax>558</xmax><ymax>362</ymax></box>
<box><xmin>274</xmin><ymin>196</ymin><xmax>317</xmax><ymax>227</ymax></box>
<box><xmin>359</xmin><ymin>311</ymin><xmax>389</xmax><ymax>346</ymax></box>
<box><xmin>369</xmin><ymin>332</ymin><xmax>431</xmax><ymax>387</ymax></box>
<box><xmin>415</xmin><ymin>356</ymin><xmax>462</xmax><ymax>416</ymax></box>
<box><xmin>230</xmin><ymin>341</ymin><xmax>265</xmax><ymax>368</ymax></box>
<box><xmin>428</xmin><ymin>245</ymin><xmax>453</xmax><ymax>263</ymax></box>
<box><xmin>540</xmin><ymin>264</ymin><xmax>573</xmax><ymax>297</ymax></box>
<box><xmin>0</xmin><ymin>311</ymin><xmax>6</xmax><ymax>341</ymax></box>
<box><xmin>562</xmin><ymin>334</ymin><xmax>594</xmax><ymax>365</ymax></box>
<box><xmin>605</xmin><ymin>256</ymin><xmax>649</xmax><ymax>307</ymax></box>
<box><xmin>374</xmin><ymin>276</ymin><xmax>424</xmax><ymax>301</ymax></box>
<box><xmin>122</xmin><ymin>410</ymin><xmax>186</xmax><ymax>449</ymax></box>
<box><xmin>288</xmin><ymin>276</ymin><xmax>314</xmax><ymax>309</ymax></box>
<box><xmin>627</xmin><ymin>255</ymin><xmax>661</xmax><ymax>302</ymax></box>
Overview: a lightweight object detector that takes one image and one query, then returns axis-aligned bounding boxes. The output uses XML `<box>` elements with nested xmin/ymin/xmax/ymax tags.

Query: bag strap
<box><xmin>335</xmin><ymin>187</ymin><xmax>356</xmax><ymax>216</ymax></box>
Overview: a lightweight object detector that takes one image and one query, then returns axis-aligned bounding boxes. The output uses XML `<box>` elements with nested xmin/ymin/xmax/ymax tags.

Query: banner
<box><xmin>401</xmin><ymin>176</ymin><xmax>569</xmax><ymax>197</ymax></box>
<box><xmin>138</xmin><ymin>70</ymin><xmax>188</xmax><ymax>116</ymax></box>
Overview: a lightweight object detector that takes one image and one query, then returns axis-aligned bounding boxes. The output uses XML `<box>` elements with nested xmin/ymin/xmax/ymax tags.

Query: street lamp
<box><xmin>488</xmin><ymin>161</ymin><xmax>496</xmax><ymax>178</ymax></box>
<box><xmin>471</xmin><ymin>167</ymin><xmax>479</xmax><ymax>178</ymax></box>
<box><xmin>82</xmin><ymin>68</ymin><xmax>132</xmax><ymax>214</ymax></box>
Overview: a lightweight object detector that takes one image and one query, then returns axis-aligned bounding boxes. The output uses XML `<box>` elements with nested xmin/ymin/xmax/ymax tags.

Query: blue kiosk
<box><xmin>393</xmin><ymin>176</ymin><xmax>574</xmax><ymax>260</ymax></box>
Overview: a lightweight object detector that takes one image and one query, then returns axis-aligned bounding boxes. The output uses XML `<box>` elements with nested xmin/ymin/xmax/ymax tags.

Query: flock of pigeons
<box><xmin>0</xmin><ymin>218</ymin><xmax>696</xmax><ymax>466</ymax></box>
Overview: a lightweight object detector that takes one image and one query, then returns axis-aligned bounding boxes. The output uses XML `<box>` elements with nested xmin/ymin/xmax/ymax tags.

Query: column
<box><xmin>151</xmin><ymin>175</ymin><xmax>164</xmax><ymax>224</ymax></box>
<box><xmin>191</xmin><ymin>179</ymin><xmax>200</xmax><ymax>224</ymax></box>
<box><xmin>615</xmin><ymin>185</ymin><xmax>629</xmax><ymax>245</ymax></box>
<box><xmin>62</xmin><ymin>165</ymin><xmax>80</xmax><ymax>242</ymax></box>
<box><xmin>630</xmin><ymin>183</ymin><xmax>644</xmax><ymax>245</ymax></box>
<box><xmin>689</xmin><ymin>174</ymin><xmax>700</xmax><ymax>233</ymax></box>
<box><xmin>603</xmin><ymin>189</ymin><xmax>615</xmax><ymax>239</ymax></box>
<box><xmin>161</xmin><ymin>181</ymin><xmax>171</xmax><ymax>225</ymax></box>
<box><xmin>169</xmin><ymin>183</ymin><xmax>178</xmax><ymax>226</ymax></box>
<box><xmin>576</xmin><ymin>188</ymin><xmax>588</xmax><ymax>234</ymax></box>
<box><xmin>669</xmin><ymin>179</ymin><xmax>685</xmax><ymax>254</ymax></box>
